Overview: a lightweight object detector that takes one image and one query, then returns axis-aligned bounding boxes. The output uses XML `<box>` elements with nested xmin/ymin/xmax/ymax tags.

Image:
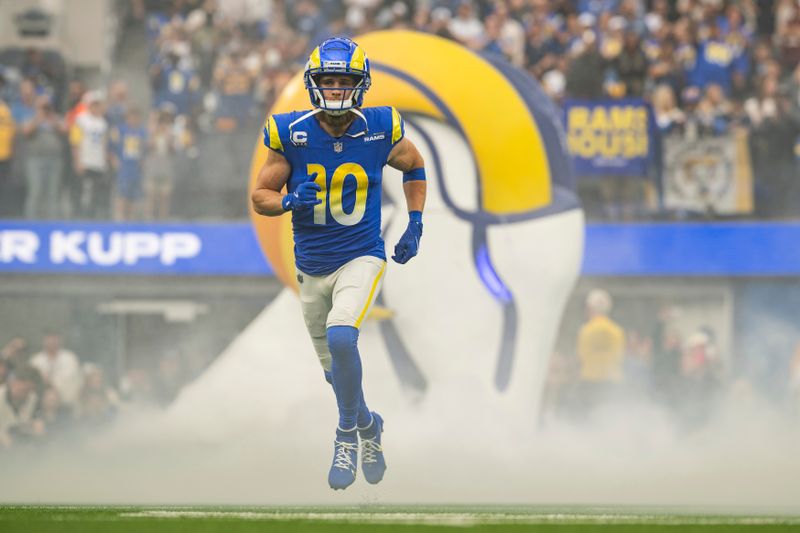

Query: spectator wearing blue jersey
<box><xmin>10</xmin><ymin>78</ymin><xmax>37</xmax><ymax>126</ymax></box>
<box><xmin>525</xmin><ymin>18</ymin><xmax>564</xmax><ymax>78</ymax></box>
<box><xmin>289</xmin><ymin>0</ymin><xmax>328</xmax><ymax>45</ymax></box>
<box><xmin>212</xmin><ymin>46</ymin><xmax>255</xmax><ymax>132</ymax></box>
<box><xmin>209</xmin><ymin>45</ymin><xmax>256</xmax><ymax>192</ymax></box>
<box><xmin>110</xmin><ymin>106</ymin><xmax>147</xmax><ymax>220</ymax></box>
<box><xmin>149</xmin><ymin>43</ymin><xmax>200</xmax><ymax>117</ymax></box>
<box><xmin>673</xmin><ymin>17</ymin><xmax>699</xmax><ymax>81</ymax></box>
<box><xmin>578</xmin><ymin>0</ymin><xmax>619</xmax><ymax>18</ymax></box>
<box><xmin>718</xmin><ymin>3</ymin><xmax>754</xmax><ymax>79</ymax></box>
<box><xmin>687</xmin><ymin>22</ymin><xmax>748</xmax><ymax>95</ymax></box>
<box><xmin>482</xmin><ymin>13</ymin><xmax>505</xmax><ymax>57</ymax></box>
<box><xmin>105</xmin><ymin>80</ymin><xmax>130</xmax><ymax>132</ymax></box>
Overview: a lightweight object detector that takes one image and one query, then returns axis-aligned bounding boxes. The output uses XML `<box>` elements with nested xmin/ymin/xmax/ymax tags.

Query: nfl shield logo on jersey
<box><xmin>333</xmin><ymin>141</ymin><xmax>343</xmax><ymax>153</ymax></box>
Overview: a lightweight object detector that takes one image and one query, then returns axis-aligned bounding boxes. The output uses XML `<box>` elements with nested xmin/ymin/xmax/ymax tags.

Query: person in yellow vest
<box><xmin>576</xmin><ymin>289</ymin><xmax>626</xmax><ymax>415</ymax></box>
<box><xmin>0</xmin><ymin>79</ymin><xmax>15</xmax><ymax>217</ymax></box>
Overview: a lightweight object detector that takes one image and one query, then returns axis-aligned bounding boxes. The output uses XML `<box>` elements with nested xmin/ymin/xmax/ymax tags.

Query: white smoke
<box><xmin>1</xmin><ymin>290</ymin><xmax>798</xmax><ymax>510</ymax></box>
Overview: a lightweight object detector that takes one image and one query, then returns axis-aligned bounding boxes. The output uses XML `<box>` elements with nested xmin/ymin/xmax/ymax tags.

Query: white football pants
<box><xmin>296</xmin><ymin>255</ymin><xmax>386</xmax><ymax>371</ymax></box>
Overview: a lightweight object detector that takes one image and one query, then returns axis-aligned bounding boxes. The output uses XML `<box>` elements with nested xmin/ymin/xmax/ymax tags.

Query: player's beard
<box><xmin>322</xmin><ymin>108</ymin><xmax>357</xmax><ymax>126</ymax></box>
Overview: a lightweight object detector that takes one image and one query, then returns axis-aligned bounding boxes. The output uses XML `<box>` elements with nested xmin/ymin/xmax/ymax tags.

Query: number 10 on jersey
<box><xmin>307</xmin><ymin>163</ymin><xmax>369</xmax><ymax>226</ymax></box>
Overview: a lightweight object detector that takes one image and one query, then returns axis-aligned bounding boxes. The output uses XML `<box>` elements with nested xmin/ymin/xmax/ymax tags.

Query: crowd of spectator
<box><xmin>2</xmin><ymin>0</ymin><xmax>800</xmax><ymax>222</ymax></box>
<box><xmin>0</xmin><ymin>69</ymin><xmax>187</xmax><ymax>221</ymax></box>
<box><xmin>0</xmin><ymin>332</ymin><xmax>200</xmax><ymax>450</ymax></box>
<box><xmin>134</xmin><ymin>0</ymin><xmax>800</xmax><ymax>220</ymax></box>
<box><xmin>541</xmin><ymin>288</ymin><xmax>800</xmax><ymax>429</ymax></box>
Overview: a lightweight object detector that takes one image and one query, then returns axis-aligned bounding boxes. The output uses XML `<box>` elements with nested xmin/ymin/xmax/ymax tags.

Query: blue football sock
<box><xmin>327</xmin><ymin>325</ymin><xmax>370</xmax><ymax>430</ymax></box>
<box><xmin>324</xmin><ymin>370</ymin><xmax>370</xmax><ymax>427</ymax></box>
<box><xmin>356</xmin><ymin>391</ymin><xmax>372</xmax><ymax>429</ymax></box>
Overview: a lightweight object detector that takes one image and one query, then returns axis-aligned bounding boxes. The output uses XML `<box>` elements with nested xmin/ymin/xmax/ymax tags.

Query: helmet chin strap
<box><xmin>288</xmin><ymin>108</ymin><xmax>322</xmax><ymax>142</ymax></box>
<box><xmin>343</xmin><ymin>107</ymin><xmax>368</xmax><ymax>137</ymax></box>
<box><xmin>322</xmin><ymin>107</ymin><xmax>368</xmax><ymax>138</ymax></box>
<box><xmin>288</xmin><ymin>107</ymin><xmax>368</xmax><ymax>140</ymax></box>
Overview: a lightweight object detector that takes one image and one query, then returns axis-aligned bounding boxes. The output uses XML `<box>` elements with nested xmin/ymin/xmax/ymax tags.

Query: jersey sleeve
<box><xmin>390</xmin><ymin>106</ymin><xmax>404</xmax><ymax>146</ymax></box>
<box><xmin>263</xmin><ymin>114</ymin><xmax>285</xmax><ymax>154</ymax></box>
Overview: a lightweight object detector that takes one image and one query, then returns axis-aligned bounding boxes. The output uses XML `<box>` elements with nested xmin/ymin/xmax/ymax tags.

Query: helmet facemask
<box><xmin>305</xmin><ymin>70</ymin><xmax>370</xmax><ymax>116</ymax></box>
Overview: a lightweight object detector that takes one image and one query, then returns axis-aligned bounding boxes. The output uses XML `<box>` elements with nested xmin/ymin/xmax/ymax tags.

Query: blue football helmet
<box><xmin>304</xmin><ymin>37</ymin><xmax>371</xmax><ymax>115</ymax></box>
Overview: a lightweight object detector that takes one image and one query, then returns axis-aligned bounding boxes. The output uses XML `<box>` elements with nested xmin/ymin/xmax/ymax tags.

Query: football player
<box><xmin>251</xmin><ymin>37</ymin><xmax>427</xmax><ymax>490</ymax></box>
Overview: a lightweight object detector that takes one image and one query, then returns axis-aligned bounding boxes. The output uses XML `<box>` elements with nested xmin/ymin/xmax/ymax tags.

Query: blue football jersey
<box><xmin>264</xmin><ymin>106</ymin><xmax>405</xmax><ymax>275</ymax></box>
<box><xmin>110</xmin><ymin>124</ymin><xmax>147</xmax><ymax>180</ymax></box>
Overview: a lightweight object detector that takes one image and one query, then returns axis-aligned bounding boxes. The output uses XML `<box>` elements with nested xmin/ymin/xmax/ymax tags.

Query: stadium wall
<box><xmin>1</xmin><ymin>220</ymin><xmax>798</xmax><ymax>277</ymax></box>
<box><xmin>2</xmin><ymin>220</ymin><xmax>797</xmax><ymax>393</ymax></box>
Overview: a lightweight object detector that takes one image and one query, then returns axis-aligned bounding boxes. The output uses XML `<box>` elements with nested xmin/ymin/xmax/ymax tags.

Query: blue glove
<box><xmin>392</xmin><ymin>211</ymin><xmax>423</xmax><ymax>264</ymax></box>
<box><xmin>282</xmin><ymin>181</ymin><xmax>322</xmax><ymax>211</ymax></box>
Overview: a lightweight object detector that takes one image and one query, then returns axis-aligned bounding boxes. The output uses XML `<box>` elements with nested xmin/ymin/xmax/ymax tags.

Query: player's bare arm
<box><xmin>251</xmin><ymin>148</ymin><xmax>292</xmax><ymax>216</ymax></box>
<box><xmin>387</xmin><ymin>136</ymin><xmax>426</xmax><ymax>264</ymax></box>
<box><xmin>387</xmin><ymin>137</ymin><xmax>427</xmax><ymax>213</ymax></box>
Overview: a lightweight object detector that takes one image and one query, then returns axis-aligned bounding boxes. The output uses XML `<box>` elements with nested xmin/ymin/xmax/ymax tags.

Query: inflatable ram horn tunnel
<box><xmin>172</xmin><ymin>30</ymin><xmax>583</xmax><ymax>444</ymax></box>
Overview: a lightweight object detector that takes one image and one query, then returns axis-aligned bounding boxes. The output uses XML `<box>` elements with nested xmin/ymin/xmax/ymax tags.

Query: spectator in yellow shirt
<box><xmin>576</xmin><ymin>289</ymin><xmax>626</xmax><ymax>415</ymax></box>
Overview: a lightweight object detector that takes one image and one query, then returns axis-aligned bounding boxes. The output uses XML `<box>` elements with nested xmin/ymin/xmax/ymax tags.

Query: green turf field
<box><xmin>2</xmin><ymin>506</ymin><xmax>800</xmax><ymax>532</ymax></box>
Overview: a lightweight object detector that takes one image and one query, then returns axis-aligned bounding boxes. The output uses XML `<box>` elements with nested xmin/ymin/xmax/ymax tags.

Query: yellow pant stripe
<box><xmin>354</xmin><ymin>261</ymin><xmax>386</xmax><ymax>328</ymax></box>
